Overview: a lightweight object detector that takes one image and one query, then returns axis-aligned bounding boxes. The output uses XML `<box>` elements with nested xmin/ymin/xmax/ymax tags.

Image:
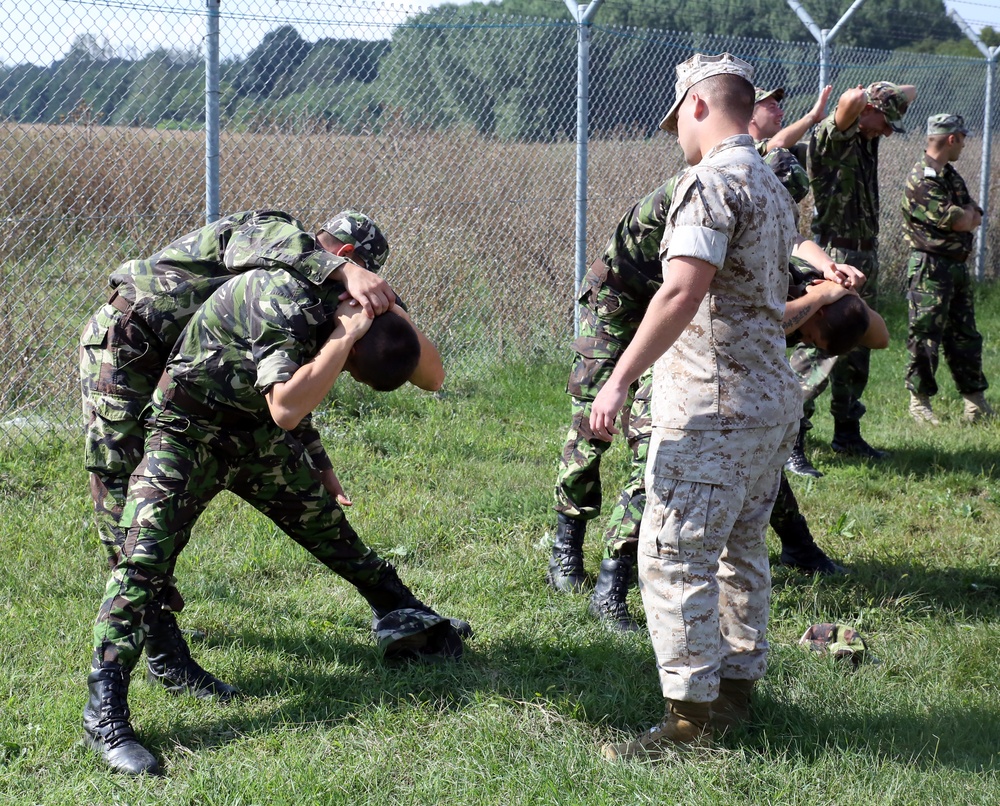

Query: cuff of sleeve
<box><xmin>666</xmin><ymin>225</ymin><xmax>727</xmax><ymax>270</ymax></box>
<box><xmin>256</xmin><ymin>356</ymin><xmax>299</xmax><ymax>392</ymax></box>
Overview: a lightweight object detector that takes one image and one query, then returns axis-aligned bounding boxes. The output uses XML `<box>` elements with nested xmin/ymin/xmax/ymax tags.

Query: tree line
<box><xmin>2</xmin><ymin>0</ymin><xmax>995</xmax><ymax>139</ymax></box>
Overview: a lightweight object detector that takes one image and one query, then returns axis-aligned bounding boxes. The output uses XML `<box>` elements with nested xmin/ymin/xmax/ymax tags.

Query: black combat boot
<box><xmin>547</xmin><ymin>513</ymin><xmax>587</xmax><ymax>593</ymax></box>
<box><xmin>589</xmin><ymin>557</ymin><xmax>640</xmax><ymax>631</ymax></box>
<box><xmin>83</xmin><ymin>662</ymin><xmax>160</xmax><ymax>776</ymax></box>
<box><xmin>776</xmin><ymin>514</ymin><xmax>846</xmax><ymax>576</ymax></box>
<box><xmin>831</xmin><ymin>420</ymin><xmax>888</xmax><ymax>460</ymax></box>
<box><xmin>784</xmin><ymin>420</ymin><xmax>823</xmax><ymax>478</ymax></box>
<box><xmin>144</xmin><ymin>609</ymin><xmax>238</xmax><ymax>701</ymax></box>
<box><xmin>357</xmin><ymin>563</ymin><xmax>472</xmax><ymax>637</ymax></box>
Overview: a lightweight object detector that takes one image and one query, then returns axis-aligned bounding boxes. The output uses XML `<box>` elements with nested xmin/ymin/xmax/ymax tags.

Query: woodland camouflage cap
<box><xmin>320</xmin><ymin>210</ymin><xmax>389</xmax><ymax>270</ymax></box>
<box><xmin>754</xmin><ymin>86</ymin><xmax>785</xmax><ymax>104</ymax></box>
<box><xmin>374</xmin><ymin>608</ymin><xmax>464</xmax><ymax>662</ymax></box>
<box><xmin>866</xmin><ymin>81</ymin><xmax>910</xmax><ymax>133</ymax></box>
<box><xmin>927</xmin><ymin>113</ymin><xmax>970</xmax><ymax>136</ymax></box>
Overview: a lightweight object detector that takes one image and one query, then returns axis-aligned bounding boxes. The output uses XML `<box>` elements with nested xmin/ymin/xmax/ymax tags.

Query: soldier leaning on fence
<box><xmin>902</xmin><ymin>113</ymin><xmax>993</xmax><ymax>425</ymax></box>
<box><xmin>588</xmin><ymin>52</ymin><xmax>804</xmax><ymax>759</ymax></box>
<box><xmin>79</xmin><ymin>210</ymin><xmax>395</xmax><ymax>707</ymax></box>
<box><xmin>787</xmin><ymin>80</ymin><xmax>917</xmax><ymax>474</ymax></box>
<box><xmin>83</xmin><ymin>214</ymin><xmax>469</xmax><ymax>776</ymax></box>
<box><xmin>549</xmin><ymin>147</ymin><xmax>862</xmax><ymax>620</ymax></box>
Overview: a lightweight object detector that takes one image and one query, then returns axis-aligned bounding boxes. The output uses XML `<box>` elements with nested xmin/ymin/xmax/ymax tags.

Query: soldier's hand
<box><xmin>590</xmin><ymin>381</ymin><xmax>627</xmax><ymax>442</ymax></box>
<box><xmin>339</xmin><ymin>261</ymin><xmax>395</xmax><ymax>318</ymax></box>
<box><xmin>825</xmin><ymin>262</ymin><xmax>866</xmax><ymax>289</ymax></box>
<box><xmin>334</xmin><ymin>298</ymin><xmax>373</xmax><ymax>341</ymax></box>
<box><xmin>319</xmin><ymin>467</ymin><xmax>352</xmax><ymax>506</ymax></box>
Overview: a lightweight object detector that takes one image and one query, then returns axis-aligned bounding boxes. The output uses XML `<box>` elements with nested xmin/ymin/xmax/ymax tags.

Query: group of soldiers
<box><xmin>76</xmin><ymin>49</ymin><xmax>992</xmax><ymax>775</ymax></box>
<box><xmin>549</xmin><ymin>68</ymin><xmax>993</xmax><ymax>639</ymax></box>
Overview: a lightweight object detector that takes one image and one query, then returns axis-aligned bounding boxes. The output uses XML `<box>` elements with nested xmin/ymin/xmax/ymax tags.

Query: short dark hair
<box><xmin>351</xmin><ymin>310</ymin><xmax>421</xmax><ymax>391</ymax></box>
<box><xmin>817</xmin><ymin>295</ymin><xmax>870</xmax><ymax>356</ymax></box>
<box><xmin>698</xmin><ymin>74</ymin><xmax>755</xmax><ymax>127</ymax></box>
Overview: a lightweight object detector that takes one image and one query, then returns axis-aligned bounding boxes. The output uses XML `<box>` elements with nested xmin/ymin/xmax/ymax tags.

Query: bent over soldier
<box><xmin>83</xmin><ymin>216</ymin><xmax>465</xmax><ymax>776</ymax></box>
<box><xmin>80</xmin><ymin>210</ymin><xmax>394</xmax><ymax>704</ymax></box>
<box><xmin>902</xmin><ymin>113</ymin><xmax>992</xmax><ymax>424</ymax></box>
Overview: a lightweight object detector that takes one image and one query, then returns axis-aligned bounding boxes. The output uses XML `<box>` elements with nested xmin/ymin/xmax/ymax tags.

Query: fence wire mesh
<box><xmin>1</xmin><ymin>0</ymin><xmax>997</xmax><ymax>447</ymax></box>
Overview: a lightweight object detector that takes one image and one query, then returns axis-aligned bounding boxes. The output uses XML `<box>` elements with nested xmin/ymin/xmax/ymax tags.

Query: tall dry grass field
<box><xmin>2</xmin><ymin>121</ymin><xmax>999</xmax><ymax>431</ymax></box>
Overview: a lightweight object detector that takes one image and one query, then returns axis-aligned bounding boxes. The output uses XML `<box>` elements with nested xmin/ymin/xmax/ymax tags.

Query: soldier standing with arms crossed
<box><xmin>903</xmin><ymin>113</ymin><xmax>993</xmax><ymax>424</ymax></box>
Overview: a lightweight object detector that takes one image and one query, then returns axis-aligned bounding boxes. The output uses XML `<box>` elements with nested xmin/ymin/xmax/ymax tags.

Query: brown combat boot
<box><xmin>710</xmin><ymin>678</ymin><xmax>756</xmax><ymax>734</ymax></box>
<box><xmin>963</xmin><ymin>392</ymin><xmax>995</xmax><ymax>423</ymax></box>
<box><xmin>601</xmin><ymin>699</ymin><xmax>712</xmax><ymax>761</ymax></box>
<box><xmin>909</xmin><ymin>392</ymin><xmax>940</xmax><ymax>425</ymax></box>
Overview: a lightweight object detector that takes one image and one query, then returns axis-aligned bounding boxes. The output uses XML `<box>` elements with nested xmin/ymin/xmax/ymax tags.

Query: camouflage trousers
<box><xmin>904</xmin><ymin>251</ymin><xmax>987</xmax><ymax>398</ymax></box>
<box><xmin>554</xmin><ymin>264</ymin><xmax>653</xmax><ymax>558</ymax></box>
<box><xmin>79</xmin><ymin>302</ymin><xmax>186</xmax><ymax>612</ymax></box>
<box><xmin>639</xmin><ymin>421</ymin><xmax>797</xmax><ymax>702</ymax></box>
<box><xmin>789</xmin><ymin>245</ymin><xmax>879</xmax><ymax>426</ymax></box>
<box><xmin>93</xmin><ymin>411</ymin><xmax>387</xmax><ymax>670</ymax></box>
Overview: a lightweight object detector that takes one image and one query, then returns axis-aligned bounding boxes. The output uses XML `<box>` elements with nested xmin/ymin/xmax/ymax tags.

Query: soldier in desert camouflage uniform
<box><xmin>551</xmin><ymin>147</ymin><xmax>854</xmax><ymax>627</ymax></box>
<box><xmin>902</xmin><ymin>113</ymin><xmax>992</xmax><ymax>424</ymax></box>
<box><xmin>589</xmin><ymin>53</ymin><xmax>805</xmax><ymax>759</ymax></box>
<box><xmin>82</xmin><ymin>213</ymin><xmax>465</xmax><ymax>776</ymax></box>
<box><xmin>80</xmin><ymin>210</ymin><xmax>394</xmax><ymax>707</ymax></box>
<box><xmin>791</xmin><ymin>80</ymin><xmax>916</xmax><ymax>466</ymax></box>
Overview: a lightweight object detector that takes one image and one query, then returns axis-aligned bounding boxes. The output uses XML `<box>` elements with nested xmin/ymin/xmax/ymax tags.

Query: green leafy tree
<box><xmin>235</xmin><ymin>25</ymin><xmax>311</xmax><ymax>100</ymax></box>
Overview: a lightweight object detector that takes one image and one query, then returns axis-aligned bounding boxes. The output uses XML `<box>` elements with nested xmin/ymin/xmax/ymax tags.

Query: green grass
<box><xmin>3</xmin><ymin>288</ymin><xmax>1000</xmax><ymax>804</ymax></box>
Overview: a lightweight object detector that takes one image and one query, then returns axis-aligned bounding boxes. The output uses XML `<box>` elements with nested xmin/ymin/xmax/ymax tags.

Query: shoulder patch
<box><xmin>923</xmin><ymin>166</ymin><xmax>937</xmax><ymax>178</ymax></box>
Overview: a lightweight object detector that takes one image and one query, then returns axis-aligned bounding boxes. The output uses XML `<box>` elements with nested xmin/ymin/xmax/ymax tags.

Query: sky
<box><xmin>5</xmin><ymin>0</ymin><xmax>1000</xmax><ymax>67</ymax></box>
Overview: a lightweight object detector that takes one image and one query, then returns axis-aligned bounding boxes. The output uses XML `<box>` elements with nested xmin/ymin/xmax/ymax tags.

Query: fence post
<box><xmin>948</xmin><ymin>9</ymin><xmax>998</xmax><ymax>282</ymax></box>
<box><xmin>564</xmin><ymin>0</ymin><xmax>604</xmax><ymax>336</ymax></box>
<box><xmin>205</xmin><ymin>0</ymin><xmax>221</xmax><ymax>224</ymax></box>
<box><xmin>786</xmin><ymin>0</ymin><xmax>866</xmax><ymax>92</ymax></box>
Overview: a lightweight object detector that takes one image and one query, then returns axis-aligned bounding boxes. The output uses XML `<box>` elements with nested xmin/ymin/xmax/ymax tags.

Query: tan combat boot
<box><xmin>710</xmin><ymin>678</ymin><xmax>755</xmax><ymax>734</ymax></box>
<box><xmin>601</xmin><ymin>699</ymin><xmax>712</xmax><ymax>761</ymax></box>
<box><xmin>963</xmin><ymin>392</ymin><xmax>995</xmax><ymax>424</ymax></box>
<box><xmin>909</xmin><ymin>392</ymin><xmax>940</xmax><ymax>425</ymax></box>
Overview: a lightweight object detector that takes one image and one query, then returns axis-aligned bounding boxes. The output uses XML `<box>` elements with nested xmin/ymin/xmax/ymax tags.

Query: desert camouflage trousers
<box><xmin>904</xmin><ymin>251</ymin><xmax>987</xmax><ymax>398</ymax></box>
<box><xmin>638</xmin><ymin>421</ymin><xmax>797</xmax><ymax>702</ymax></box>
<box><xmin>789</xmin><ymin>245</ymin><xmax>879</xmax><ymax>426</ymax></box>
<box><xmin>93</xmin><ymin>412</ymin><xmax>386</xmax><ymax>670</ymax></box>
<box><xmin>554</xmin><ymin>265</ymin><xmax>652</xmax><ymax>558</ymax></box>
<box><xmin>79</xmin><ymin>302</ymin><xmax>187</xmax><ymax>613</ymax></box>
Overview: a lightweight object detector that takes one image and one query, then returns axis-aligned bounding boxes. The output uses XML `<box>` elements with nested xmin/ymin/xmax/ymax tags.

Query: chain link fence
<box><xmin>2</xmin><ymin>0</ymin><xmax>997</xmax><ymax>446</ymax></box>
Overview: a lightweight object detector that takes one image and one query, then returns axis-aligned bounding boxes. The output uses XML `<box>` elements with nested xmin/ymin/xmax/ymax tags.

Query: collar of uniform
<box><xmin>701</xmin><ymin>133</ymin><xmax>755</xmax><ymax>162</ymax></box>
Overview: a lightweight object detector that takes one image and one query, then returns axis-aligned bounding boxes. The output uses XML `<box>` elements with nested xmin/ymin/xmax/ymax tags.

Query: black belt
<box><xmin>821</xmin><ymin>236</ymin><xmax>876</xmax><ymax>252</ymax></box>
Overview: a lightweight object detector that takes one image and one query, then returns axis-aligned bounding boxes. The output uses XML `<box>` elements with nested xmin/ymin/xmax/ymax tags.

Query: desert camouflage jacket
<box><xmin>901</xmin><ymin>154</ymin><xmax>977</xmax><ymax>261</ymax></box>
<box><xmin>808</xmin><ymin>114</ymin><xmax>880</xmax><ymax>242</ymax></box>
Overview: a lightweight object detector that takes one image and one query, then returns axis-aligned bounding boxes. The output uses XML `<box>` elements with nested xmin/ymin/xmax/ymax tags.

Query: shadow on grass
<box><xmin>813</xmin><ymin>442</ymin><xmax>1000</xmax><ymax>481</ymax></box>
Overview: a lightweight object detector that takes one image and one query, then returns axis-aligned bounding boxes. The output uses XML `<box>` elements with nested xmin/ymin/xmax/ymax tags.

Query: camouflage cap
<box><xmin>659</xmin><ymin>52</ymin><xmax>755</xmax><ymax>135</ymax></box>
<box><xmin>764</xmin><ymin>147</ymin><xmax>810</xmax><ymax>203</ymax></box>
<box><xmin>754</xmin><ymin>86</ymin><xmax>785</xmax><ymax>104</ymax></box>
<box><xmin>927</xmin><ymin>113</ymin><xmax>970</xmax><ymax>137</ymax></box>
<box><xmin>319</xmin><ymin>210</ymin><xmax>389</xmax><ymax>271</ymax></box>
<box><xmin>866</xmin><ymin>81</ymin><xmax>910</xmax><ymax>133</ymax></box>
<box><xmin>799</xmin><ymin>622</ymin><xmax>872</xmax><ymax>668</ymax></box>
<box><xmin>374</xmin><ymin>607</ymin><xmax>463</xmax><ymax>662</ymax></box>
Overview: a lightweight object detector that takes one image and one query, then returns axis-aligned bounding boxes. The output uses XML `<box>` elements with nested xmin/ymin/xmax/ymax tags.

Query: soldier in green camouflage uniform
<box><xmin>81</xmin><ymin>213</ymin><xmax>463</xmax><ymax>776</ymax></box>
<box><xmin>794</xmin><ymin>81</ymin><xmax>916</xmax><ymax>462</ymax></box>
<box><xmin>901</xmin><ymin>113</ymin><xmax>992</xmax><ymax>424</ymax></box>
<box><xmin>80</xmin><ymin>210</ymin><xmax>393</xmax><ymax>709</ymax></box>
<box><xmin>551</xmin><ymin>149</ymin><xmax>845</xmax><ymax>630</ymax></box>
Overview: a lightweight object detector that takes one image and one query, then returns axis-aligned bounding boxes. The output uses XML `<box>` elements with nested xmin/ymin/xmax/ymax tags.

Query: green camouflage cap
<box><xmin>660</xmin><ymin>52</ymin><xmax>755</xmax><ymax>134</ymax></box>
<box><xmin>798</xmin><ymin>622</ymin><xmax>872</xmax><ymax>668</ymax></box>
<box><xmin>765</xmin><ymin>147</ymin><xmax>810</xmax><ymax>203</ymax></box>
<box><xmin>866</xmin><ymin>81</ymin><xmax>910</xmax><ymax>133</ymax></box>
<box><xmin>754</xmin><ymin>86</ymin><xmax>785</xmax><ymax>104</ymax></box>
<box><xmin>927</xmin><ymin>113</ymin><xmax>970</xmax><ymax>137</ymax></box>
<box><xmin>374</xmin><ymin>608</ymin><xmax>464</xmax><ymax>662</ymax></box>
<box><xmin>319</xmin><ymin>210</ymin><xmax>389</xmax><ymax>271</ymax></box>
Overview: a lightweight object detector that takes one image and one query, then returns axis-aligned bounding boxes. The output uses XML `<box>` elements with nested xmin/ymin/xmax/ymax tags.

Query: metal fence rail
<box><xmin>1</xmin><ymin>0</ymin><xmax>996</xmax><ymax>446</ymax></box>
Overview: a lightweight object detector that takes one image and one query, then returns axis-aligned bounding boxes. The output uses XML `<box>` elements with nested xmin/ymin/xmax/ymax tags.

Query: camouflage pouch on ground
<box><xmin>798</xmin><ymin>623</ymin><xmax>873</xmax><ymax>667</ymax></box>
<box><xmin>374</xmin><ymin>608</ymin><xmax>463</xmax><ymax>662</ymax></box>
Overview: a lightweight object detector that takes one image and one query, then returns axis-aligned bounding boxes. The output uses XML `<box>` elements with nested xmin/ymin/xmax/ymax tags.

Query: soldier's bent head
<box><xmin>813</xmin><ymin>295</ymin><xmax>870</xmax><ymax>356</ymax></box>
<box><xmin>348</xmin><ymin>311</ymin><xmax>421</xmax><ymax>391</ymax></box>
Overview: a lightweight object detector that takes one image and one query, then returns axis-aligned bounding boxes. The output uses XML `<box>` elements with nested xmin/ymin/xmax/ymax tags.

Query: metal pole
<box><xmin>564</xmin><ymin>0</ymin><xmax>604</xmax><ymax>336</ymax></box>
<box><xmin>787</xmin><ymin>0</ymin><xmax>866</xmax><ymax>92</ymax></box>
<box><xmin>205</xmin><ymin>0</ymin><xmax>221</xmax><ymax>224</ymax></box>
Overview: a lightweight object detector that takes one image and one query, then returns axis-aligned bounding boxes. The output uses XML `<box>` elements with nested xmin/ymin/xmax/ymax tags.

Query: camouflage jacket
<box><xmin>155</xmin><ymin>267</ymin><xmax>350</xmax><ymax>468</ymax></box>
<box><xmin>901</xmin><ymin>154</ymin><xmax>977</xmax><ymax>261</ymax></box>
<box><xmin>110</xmin><ymin>210</ymin><xmax>349</xmax><ymax>352</ymax></box>
<box><xmin>756</xmin><ymin>141</ymin><xmax>810</xmax><ymax>205</ymax></box>
<box><xmin>808</xmin><ymin>113</ymin><xmax>880</xmax><ymax>242</ymax></box>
